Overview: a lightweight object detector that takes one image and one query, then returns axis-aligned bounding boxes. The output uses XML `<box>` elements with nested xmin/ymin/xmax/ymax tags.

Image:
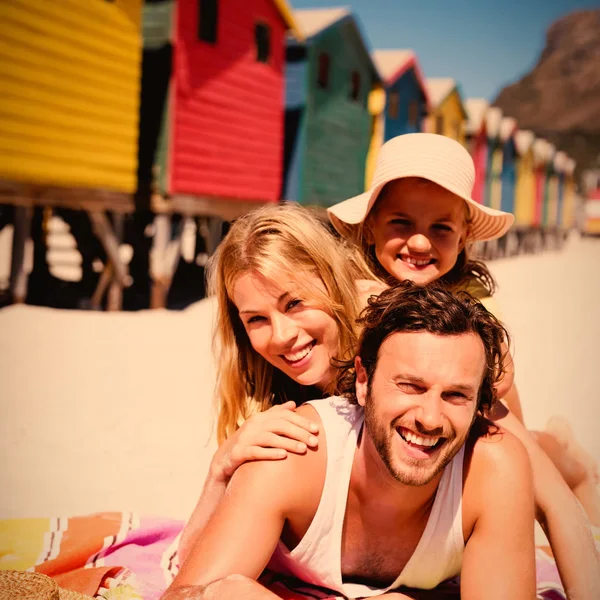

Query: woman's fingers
<box><xmin>224</xmin><ymin>446</ymin><xmax>288</xmax><ymax>475</ymax></box>
<box><xmin>256</xmin><ymin>419</ymin><xmax>318</xmax><ymax>448</ymax></box>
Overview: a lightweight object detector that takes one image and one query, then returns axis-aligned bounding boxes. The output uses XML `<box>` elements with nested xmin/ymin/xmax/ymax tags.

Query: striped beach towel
<box><xmin>0</xmin><ymin>512</ymin><xmax>570</xmax><ymax>599</ymax></box>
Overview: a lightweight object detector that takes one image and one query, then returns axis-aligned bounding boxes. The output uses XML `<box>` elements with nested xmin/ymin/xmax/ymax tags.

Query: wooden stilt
<box><xmin>106</xmin><ymin>213</ymin><xmax>125</xmax><ymax>311</ymax></box>
<box><xmin>9</xmin><ymin>206</ymin><xmax>33</xmax><ymax>304</ymax></box>
<box><xmin>150</xmin><ymin>215</ymin><xmax>185</xmax><ymax>309</ymax></box>
<box><xmin>87</xmin><ymin>210</ymin><xmax>131</xmax><ymax>289</ymax></box>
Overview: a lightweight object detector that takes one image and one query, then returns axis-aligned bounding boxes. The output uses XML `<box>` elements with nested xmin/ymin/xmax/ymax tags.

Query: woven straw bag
<box><xmin>0</xmin><ymin>571</ymin><xmax>94</xmax><ymax>600</ymax></box>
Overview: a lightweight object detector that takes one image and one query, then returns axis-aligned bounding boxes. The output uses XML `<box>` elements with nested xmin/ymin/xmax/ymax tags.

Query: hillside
<box><xmin>493</xmin><ymin>9</ymin><xmax>600</xmax><ymax>180</ymax></box>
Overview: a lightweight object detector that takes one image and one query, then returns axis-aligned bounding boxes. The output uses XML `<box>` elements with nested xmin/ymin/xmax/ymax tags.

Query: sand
<box><xmin>1</xmin><ymin>233</ymin><xmax>599</xmax><ymax>524</ymax></box>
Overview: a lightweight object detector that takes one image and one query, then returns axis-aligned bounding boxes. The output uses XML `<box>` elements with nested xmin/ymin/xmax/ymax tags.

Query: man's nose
<box><xmin>415</xmin><ymin>392</ymin><xmax>445</xmax><ymax>433</ymax></box>
<box><xmin>270</xmin><ymin>314</ymin><xmax>299</xmax><ymax>349</ymax></box>
<box><xmin>407</xmin><ymin>233</ymin><xmax>432</xmax><ymax>254</ymax></box>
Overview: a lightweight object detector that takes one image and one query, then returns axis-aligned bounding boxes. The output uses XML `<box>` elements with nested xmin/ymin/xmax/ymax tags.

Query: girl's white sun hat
<box><xmin>327</xmin><ymin>133</ymin><xmax>514</xmax><ymax>242</ymax></box>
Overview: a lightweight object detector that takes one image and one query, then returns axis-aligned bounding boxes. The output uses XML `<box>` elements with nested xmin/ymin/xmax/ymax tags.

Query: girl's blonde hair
<box><xmin>207</xmin><ymin>202</ymin><xmax>378</xmax><ymax>444</ymax></box>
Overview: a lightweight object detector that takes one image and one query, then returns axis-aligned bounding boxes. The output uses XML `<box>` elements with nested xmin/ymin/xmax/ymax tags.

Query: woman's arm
<box><xmin>489</xmin><ymin>403</ymin><xmax>600</xmax><ymax>599</ymax></box>
<box><xmin>177</xmin><ymin>402</ymin><xmax>319</xmax><ymax>565</ymax></box>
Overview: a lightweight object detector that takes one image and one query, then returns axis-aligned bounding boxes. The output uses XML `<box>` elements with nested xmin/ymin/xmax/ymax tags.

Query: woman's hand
<box><xmin>209</xmin><ymin>401</ymin><xmax>319</xmax><ymax>484</ymax></box>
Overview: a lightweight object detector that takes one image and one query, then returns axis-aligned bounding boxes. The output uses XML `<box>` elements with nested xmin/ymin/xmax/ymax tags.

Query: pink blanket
<box><xmin>0</xmin><ymin>512</ymin><xmax>567</xmax><ymax>599</ymax></box>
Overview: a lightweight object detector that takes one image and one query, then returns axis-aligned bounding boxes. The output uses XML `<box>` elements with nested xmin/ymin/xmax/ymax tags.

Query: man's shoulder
<box><xmin>463</xmin><ymin>421</ymin><xmax>532</xmax><ymax>509</ymax></box>
<box><xmin>467</xmin><ymin>420</ymin><xmax>531</xmax><ymax>478</ymax></box>
<box><xmin>228</xmin><ymin>403</ymin><xmax>328</xmax><ymax>511</ymax></box>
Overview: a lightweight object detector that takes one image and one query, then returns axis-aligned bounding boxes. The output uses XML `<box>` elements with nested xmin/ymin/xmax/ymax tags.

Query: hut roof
<box><xmin>293</xmin><ymin>7</ymin><xmax>350</xmax><ymax>39</ymax></box>
<box><xmin>371</xmin><ymin>49</ymin><xmax>429</xmax><ymax>107</ymax></box>
<box><xmin>533</xmin><ymin>138</ymin><xmax>555</xmax><ymax>165</ymax></box>
<box><xmin>274</xmin><ymin>0</ymin><xmax>305</xmax><ymax>40</ymax></box>
<box><xmin>464</xmin><ymin>98</ymin><xmax>489</xmax><ymax>135</ymax></box>
<box><xmin>500</xmin><ymin>116</ymin><xmax>517</xmax><ymax>142</ymax></box>
<box><xmin>514</xmin><ymin>130</ymin><xmax>535</xmax><ymax>156</ymax></box>
<box><xmin>485</xmin><ymin>106</ymin><xmax>503</xmax><ymax>138</ymax></box>
<box><xmin>554</xmin><ymin>150</ymin><xmax>569</xmax><ymax>172</ymax></box>
<box><xmin>425</xmin><ymin>78</ymin><xmax>456</xmax><ymax>108</ymax></box>
<box><xmin>292</xmin><ymin>7</ymin><xmax>380</xmax><ymax>82</ymax></box>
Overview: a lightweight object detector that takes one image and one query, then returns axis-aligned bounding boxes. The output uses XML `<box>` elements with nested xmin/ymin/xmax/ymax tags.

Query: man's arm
<box><xmin>165</xmin><ymin>405</ymin><xmax>324</xmax><ymax>596</ymax></box>
<box><xmin>461</xmin><ymin>428</ymin><xmax>537</xmax><ymax>600</ymax></box>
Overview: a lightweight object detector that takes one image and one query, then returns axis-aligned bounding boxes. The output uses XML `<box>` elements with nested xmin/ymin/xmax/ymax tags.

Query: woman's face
<box><xmin>232</xmin><ymin>271</ymin><xmax>339</xmax><ymax>390</ymax></box>
<box><xmin>368</xmin><ymin>178</ymin><xmax>468</xmax><ymax>285</ymax></box>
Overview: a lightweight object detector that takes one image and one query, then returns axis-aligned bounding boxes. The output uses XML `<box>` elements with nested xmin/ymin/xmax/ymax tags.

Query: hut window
<box><xmin>255</xmin><ymin>23</ymin><xmax>271</xmax><ymax>63</ymax></box>
<box><xmin>198</xmin><ymin>0</ymin><xmax>218</xmax><ymax>44</ymax></box>
<box><xmin>317</xmin><ymin>53</ymin><xmax>330</xmax><ymax>89</ymax></box>
<box><xmin>388</xmin><ymin>91</ymin><xmax>399</xmax><ymax>119</ymax></box>
<box><xmin>436</xmin><ymin>114</ymin><xmax>444</xmax><ymax>134</ymax></box>
<box><xmin>350</xmin><ymin>71</ymin><xmax>361</xmax><ymax>101</ymax></box>
<box><xmin>408</xmin><ymin>101</ymin><xmax>419</xmax><ymax>126</ymax></box>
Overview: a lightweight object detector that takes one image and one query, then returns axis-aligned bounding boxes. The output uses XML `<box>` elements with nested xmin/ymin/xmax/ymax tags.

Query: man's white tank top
<box><xmin>268</xmin><ymin>396</ymin><xmax>465</xmax><ymax>598</ymax></box>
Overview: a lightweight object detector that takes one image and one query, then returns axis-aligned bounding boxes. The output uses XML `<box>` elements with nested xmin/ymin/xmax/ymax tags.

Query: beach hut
<box><xmin>138</xmin><ymin>0</ymin><xmax>301</xmax><ymax>215</ymax></box>
<box><xmin>531</xmin><ymin>138</ymin><xmax>553</xmax><ymax>247</ymax></box>
<box><xmin>0</xmin><ymin>0</ymin><xmax>143</xmax><ymax>306</ymax></box>
<box><xmin>135</xmin><ymin>0</ymin><xmax>301</xmax><ymax>307</ymax></box>
<box><xmin>543</xmin><ymin>143</ymin><xmax>558</xmax><ymax>234</ymax></box>
<box><xmin>424</xmin><ymin>78</ymin><xmax>467</xmax><ymax>146</ymax></box>
<box><xmin>513</xmin><ymin>130</ymin><xmax>536</xmax><ymax>243</ymax></box>
<box><xmin>464</xmin><ymin>99</ymin><xmax>489</xmax><ymax>205</ymax></box>
<box><xmin>484</xmin><ymin>107</ymin><xmax>503</xmax><ymax>211</ymax></box>
<box><xmin>499</xmin><ymin>116</ymin><xmax>518</xmax><ymax>217</ymax></box>
<box><xmin>283</xmin><ymin>7</ymin><xmax>380</xmax><ymax>207</ymax></box>
<box><xmin>371</xmin><ymin>50</ymin><xmax>429</xmax><ymax>140</ymax></box>
<box><xmin>561</xmin><ymin>157</ymin><xmax>577</xmax><ymax>231</ymax></box>
<box><xmin>553</xmin><ymin>151</ymin><xmax>568</xmax><ymax>230</ymax></box>
<box><xmin>366</xmin><ymin>50</ymin><xmax>429</xmax><ymax>187</ymax></box>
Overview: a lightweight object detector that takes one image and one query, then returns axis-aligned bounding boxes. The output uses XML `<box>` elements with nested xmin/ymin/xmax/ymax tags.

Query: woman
<box><xmin>178</xmin><ymin>202</ymin><xmax>380</xmax><ymax>562</ymax></box>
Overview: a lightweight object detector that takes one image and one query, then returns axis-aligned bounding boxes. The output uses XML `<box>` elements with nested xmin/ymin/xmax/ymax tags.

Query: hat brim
<box><xmin>327</xmin><ymin>184</ymin><xmax>514</xmax><ymax>244</ymax></box>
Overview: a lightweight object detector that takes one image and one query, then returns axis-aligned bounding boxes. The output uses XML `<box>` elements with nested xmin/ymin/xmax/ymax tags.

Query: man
<box><xmin>165</xmin><ymin>283</ymin><xmax>536</xmax><ymax>599</ymax></box>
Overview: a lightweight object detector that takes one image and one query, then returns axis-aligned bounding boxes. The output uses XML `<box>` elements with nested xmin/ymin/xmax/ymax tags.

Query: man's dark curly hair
<box><xmin>335</xmin><ymin>281</ymin><xmax>510</xmax><ymax>415</ymax></box>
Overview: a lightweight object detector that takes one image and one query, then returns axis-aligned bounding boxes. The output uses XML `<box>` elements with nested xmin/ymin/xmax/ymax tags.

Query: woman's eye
<box><xmin>246</xmin><ymin>315</ymin><xmax>265</xmax><ymax>325</ymax></box>
<box><xmin>286</xmin><ymin>298</ymin><xmax>302</xmax><ymax>311</ymax></box>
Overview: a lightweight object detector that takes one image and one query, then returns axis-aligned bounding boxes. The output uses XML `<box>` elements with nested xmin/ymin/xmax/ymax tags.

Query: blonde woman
<box><xmin>178</xmin><ymin>203</ymin><xmax>380</xmax><ymax>563</ymax></box>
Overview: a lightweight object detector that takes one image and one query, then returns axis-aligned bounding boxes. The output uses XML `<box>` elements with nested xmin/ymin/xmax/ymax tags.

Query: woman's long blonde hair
<box><xmin>207</xmin><ymin>202</ymin><xmax>378</xmax><ymax>444</ymax></box>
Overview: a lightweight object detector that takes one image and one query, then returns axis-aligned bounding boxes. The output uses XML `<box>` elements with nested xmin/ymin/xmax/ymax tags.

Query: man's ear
<box><xmin>355</xmin><ymin>356</ymin><xmax>368</xmax><ymax>407</ymax></box>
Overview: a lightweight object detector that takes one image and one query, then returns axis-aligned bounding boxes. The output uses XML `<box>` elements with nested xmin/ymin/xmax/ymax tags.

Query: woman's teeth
<box><xmin>283</xmin><ymin>341</ymin><xmax>315</xmax><ymax>362</ymax></box>
<box><xmin>400</xmin><ymin>429</ymin><xmax>441</xmax><ymax>448</ymax></box>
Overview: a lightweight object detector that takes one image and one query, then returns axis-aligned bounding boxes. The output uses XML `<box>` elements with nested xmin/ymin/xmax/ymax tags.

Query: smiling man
<box><xmin>164</xmin><ymin>283</ymin><xmax>536</xmax><ymax>600</ymax></box>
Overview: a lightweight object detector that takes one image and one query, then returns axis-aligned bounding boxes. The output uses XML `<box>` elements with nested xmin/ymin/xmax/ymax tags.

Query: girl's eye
<box><xmin>390</xmin><ymin>219</ymin><xmax>411</xmax><ymax>227</ymax></box>
<box><xmin>433</xmin><ymin>224</ymin><xmax>453</xmax><ymax>233</ymax></box>
<box><xmin>286</xmin><ymin>298</ymin><xmax>302</xmax><ymax>311</ymax></box>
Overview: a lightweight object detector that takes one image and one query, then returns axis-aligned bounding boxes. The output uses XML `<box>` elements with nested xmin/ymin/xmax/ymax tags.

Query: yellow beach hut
<box><xmin>424</xmin><ymin>78</ymin><xmax>467</xmax><ymax>146</ymax></box>
<box><xmin>0</xmin><ymin>0</ymin><xmax>143</xmax><ymax>306</ymax></box>
<box><xmin>514</xmin><ymin>130</ymin><xmax>536</xmax><ymax>228</ymax></box>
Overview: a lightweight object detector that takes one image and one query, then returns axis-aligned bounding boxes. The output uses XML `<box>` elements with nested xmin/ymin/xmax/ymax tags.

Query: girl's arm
<box><xmin>177</xmin><ymin>402</ymin><xmax>319</xmax><ymax>565</ymax></box>
<box><xmin>489</xmin><ymin>403</ymin><xmax>600</xmax><ymax>599</ymax></box>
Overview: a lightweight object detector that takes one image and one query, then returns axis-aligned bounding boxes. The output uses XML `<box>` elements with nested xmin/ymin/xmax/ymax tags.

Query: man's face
<box><xmin>356</xmin><ymin>331</ymin><xmax>485</xmax><ymax>486</ymax></box>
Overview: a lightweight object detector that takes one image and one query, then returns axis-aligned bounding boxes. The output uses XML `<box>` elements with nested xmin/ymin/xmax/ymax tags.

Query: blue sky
<box><xmin>290</xmin><ymin>0</ymin><xmax>600</xmax><ymax>100</ymax></box>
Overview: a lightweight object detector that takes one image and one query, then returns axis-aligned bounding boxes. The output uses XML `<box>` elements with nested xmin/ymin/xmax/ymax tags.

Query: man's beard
<box><xmin>363</xmin><ymin>384</ymin><xmax>472</xmax><ymax>486</ymax></box>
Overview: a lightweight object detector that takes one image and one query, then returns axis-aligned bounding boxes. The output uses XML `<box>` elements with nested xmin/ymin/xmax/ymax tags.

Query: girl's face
<box><xmin>232</xmin><ymin>271</ymin><xmax>339</xmax><ymax>391</ymax></box>
<box><xmin>368</xmin><ymin>178</ymin><xmax>468</xmax><ymax>285</ymax></box>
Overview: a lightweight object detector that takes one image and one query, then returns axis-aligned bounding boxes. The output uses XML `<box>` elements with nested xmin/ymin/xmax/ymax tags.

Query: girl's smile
<box><xmin>367</xmin><ymin>178</ymin><xmax>468</xmax><ymax>285</ymax></box>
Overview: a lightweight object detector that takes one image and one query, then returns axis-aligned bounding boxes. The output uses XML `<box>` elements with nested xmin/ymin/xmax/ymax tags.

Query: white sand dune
<box><xmin>0</xmin><ymin>234</ymin><xmax>599</xmax><ymax>524</ymax></box>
